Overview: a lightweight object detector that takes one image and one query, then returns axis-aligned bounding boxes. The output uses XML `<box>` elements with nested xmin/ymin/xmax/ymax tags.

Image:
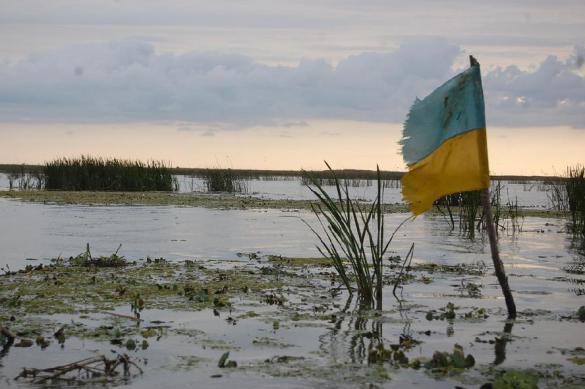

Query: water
<box><xmin>1</xmin><ymin>172</ymin><xmax>555</xmax><ymax>208</ymax></box>
<box><xmin>0</xmin><ymin>198</ymin><xmax>573</xmax><ymax>273</ymax></box>
<box><xmin>0</xmin><ymin>199</ymin><xmax>317</xmax><ymax>268</ymax></box>
<box><xmin>0</xmin><ymin>186</ymin><xmax>583</xmax><ymax>388</ymax></box>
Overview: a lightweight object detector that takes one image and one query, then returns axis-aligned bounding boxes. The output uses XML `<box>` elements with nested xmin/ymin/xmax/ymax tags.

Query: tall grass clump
<box><xmin>44</xmin><ymin>156</ymin><xmax>175</xmax><ymax>191</ymax></box>
<box><xmin>434</xmin><ymin>190</ymin><xmax>482</xmax><ymax>238</ymax></box>
<box><xmin>6</xmin><ymin>164</ymin><xmax>43</xmax><ymax>190</ymax></box>
<box><xmin>566</xmin><ymin>165</ymin><xmax>585</xmax><ymax>236</ymax></box>
<box><xmin>434</xmin><ymin>182</ymin><xmax>522</xmax><ymax>238</ymax></box>
<box><xmin>202</xmin><ymin>169</ymin><xmax>247</xmax><ymax>193</ymax></box>
<box><xmin>305</xmin><ymin>162</ymin><xmax>411</xmax><ymax>310</ymax></box>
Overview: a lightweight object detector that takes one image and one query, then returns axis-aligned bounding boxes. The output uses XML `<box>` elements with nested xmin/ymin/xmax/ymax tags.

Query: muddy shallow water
<box><xmin>0</xmin><ymin>196</ymin><xmax>584</xmax><ymax>388</ymax></box>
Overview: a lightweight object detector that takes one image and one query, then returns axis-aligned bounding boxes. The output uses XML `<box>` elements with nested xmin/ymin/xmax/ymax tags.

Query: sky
<box><xmin>1</xmin><ymin>0</ymin><xmax>584</xmax><ymax>175</ymax></box>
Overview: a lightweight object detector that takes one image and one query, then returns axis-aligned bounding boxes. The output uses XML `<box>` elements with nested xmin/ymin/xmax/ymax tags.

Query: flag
<box><xmin>399</xmin><ymin>63</ymin><xmax>490</xmax><ymax>215</ymax></box>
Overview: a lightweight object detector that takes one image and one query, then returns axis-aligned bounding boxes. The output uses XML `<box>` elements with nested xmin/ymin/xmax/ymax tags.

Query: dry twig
<box><xmin>15</xmin><ymin>354</ymin><xmax>143</xmax><ymax>385</ymax></box>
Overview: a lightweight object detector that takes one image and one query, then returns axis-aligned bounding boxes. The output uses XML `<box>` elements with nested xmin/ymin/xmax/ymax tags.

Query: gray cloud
<box><xmin>0</xmin><ymin>39</ymin><xmax>583</xmax><ymax>128</ymax></box>
<box><xmin>483</xmin><ymin>45</ymin><xmax>585</xmax><ymax>127</ymax></box>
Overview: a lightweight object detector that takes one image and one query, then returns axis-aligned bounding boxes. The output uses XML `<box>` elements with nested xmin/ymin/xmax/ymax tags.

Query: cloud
<box><xmin>0</xmin><ymin>39</ymin><xmax>584</xmax><ymax>128</ymax></box>
<box><xmin>483</xmin><ymin>44</ymin><xmax>585</xmax><ymax>127</ymax></box>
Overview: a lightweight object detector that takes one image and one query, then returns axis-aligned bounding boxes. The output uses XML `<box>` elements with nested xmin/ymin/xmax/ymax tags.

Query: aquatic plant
<box><xmin>67</xmin><ymin>243</ymin><xmax>127</xmax><ymax>268</ymax></box>
<box><xmin>547</xmin><ymin>179</ymin><xmax>568</xmax><ymax>211</ymax></box>
<box><xmin>305</xmin><ymin>162</ymin><xmax>411</xmax><ymax>309</ymax></box>
<box><xmin>44</xmin><ymin>155</ymin><xmax>174</xmax><ymax>191</ymax></box>
<box><xmin>434</xmin><ymin>190</ymin><xmax>481</xmax><ymax>238</ymax></box>
<box><xmin>202</xmin><ymin>168</ymin><xmax>247</xmax><ymax>193</ymax></box>
<box><xmin>434</xmin><ymin>182</ymin><xmax>523</xmax><ymax>238</ymax></box>
<box><xmin>566</xmin><ymin>165</ymin><xmax>585</xmax><ymax>237</ymax></box>
<box><xmin>5</xmin><ymin>164</ymin><xmax>43</xmax><ymax>190</ymax></box>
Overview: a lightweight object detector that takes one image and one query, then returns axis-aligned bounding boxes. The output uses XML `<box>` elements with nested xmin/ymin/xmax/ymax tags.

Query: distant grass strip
<box><xmin>44</xmin><ymin>156</ymin><xmax>175</xmax><ymax>191</ymax></box>
<box><xmin>0</xmin><ymin>190</ymin><xmax>408</xmax><ymax>212</ymax></box>
<box><xmin>0</xmin><ymin>190</ymin><xmax>568</xmax><ymax>218</ymax></box>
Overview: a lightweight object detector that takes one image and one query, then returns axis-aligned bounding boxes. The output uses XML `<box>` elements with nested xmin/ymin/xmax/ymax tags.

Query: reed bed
<box><xmin>44</xmin><ymin>156</ymin><xmax>175</xmax><ymax>191</ymax></box>
<box><xmin>566</xmin><ymin>166</ymin><xmax>585</xmax><ymax>236</ymax></box>
<box><xmin>202</xmin><ymin>169</ymin><xmax>247</xmax><ymax>193</ymax></box>
<box><xmin>6</xmin><ymin>165</ymin><xmax>43</xmax><ymax>190</ymax></box>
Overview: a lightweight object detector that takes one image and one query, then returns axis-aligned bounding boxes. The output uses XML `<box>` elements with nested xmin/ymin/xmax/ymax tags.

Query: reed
<box><xmin>566</xmin><ymin>165</ymin><xmax>585</xmax><ymax>236</ymax></box>
<box><xmin>202</xmin><ymin>168</ymin><xmax>247</xmax><ymax>193</ymax></box>
<box><xmin>6</xmin><ymin>164</ymin><xmax>43</xmax><ymax>190</ymax></box>
<box><xmin>434</xmin><ymin>182</ymin><xmax>522</xmax><ymax>238</ymax></box>
<box><xmin>43</xmin><ymin>156</ymin><xmax>174</xmax><ymax>191</ymax></box>
<box><xmin>434</xmin><ymin>190</ymin><xmax>481</xmax><ymax>238</ymax></box>
<box><xmin>305</xmin><ymin>163</ymin><xmax>410</xmax><ymax>309</ymax></box>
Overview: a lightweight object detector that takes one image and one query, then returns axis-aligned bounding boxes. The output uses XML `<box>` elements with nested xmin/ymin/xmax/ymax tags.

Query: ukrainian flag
<box><xmin>400</xmin><ymin>63</ymin><xmax>490</xmax><ymax>215</ymax></box>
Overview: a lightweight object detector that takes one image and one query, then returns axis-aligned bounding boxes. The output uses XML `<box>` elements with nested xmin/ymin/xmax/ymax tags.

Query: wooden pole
<box><xmin>481</xmin><ymin>189</ymin><xmax>517</xmax><ymax>319</ymax></box>
<box><xmin>471</xmin><ymin>55</ymin><xmax>517</xmax><ymax>319</ymax></box>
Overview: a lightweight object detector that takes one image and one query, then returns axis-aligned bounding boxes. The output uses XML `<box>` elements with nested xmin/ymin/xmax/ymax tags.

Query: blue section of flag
<box><xmin>400</xmin><ymin>66</ymin><xmax>486</xmax><ymax>166</ymax></box>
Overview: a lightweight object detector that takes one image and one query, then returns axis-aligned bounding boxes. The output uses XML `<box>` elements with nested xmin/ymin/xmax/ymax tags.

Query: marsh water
<box><xmin>0</xmin><ymin>176</ymin><xmax>584</xmax><ymax>388</ymax></box>
<box><xmin>1</xmin><ymin>172</ymin><xmax>553</xmax><ymax>208</ymax></box>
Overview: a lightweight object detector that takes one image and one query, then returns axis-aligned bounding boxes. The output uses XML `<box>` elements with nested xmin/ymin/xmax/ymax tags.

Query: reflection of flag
<box><xmin>400</xmin><ymin>64</ymin><xmax>490</xmax><ymax>215</ymax></box>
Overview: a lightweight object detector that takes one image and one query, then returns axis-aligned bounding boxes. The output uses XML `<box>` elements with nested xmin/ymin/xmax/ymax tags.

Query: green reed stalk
<box><xmin>305</xmin><ymin>162</ymin><xmax>410</xmax><ymax>309</ymax></box>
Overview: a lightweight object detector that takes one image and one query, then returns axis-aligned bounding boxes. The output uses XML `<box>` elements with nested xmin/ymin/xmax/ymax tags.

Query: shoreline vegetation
<box><xmin>44</xmin><ymin>156</ymin><xmax>175</xmax><ymax>192</ymax></box>
<box><xmin>0</xmin><ymin>163</ymin><xmax>568</xmax><ymax>183</ymax></box>
<box><xmin>0</xmin><ymin>159</ymin><xmax>579</xmax><ymax>224</ymax></box>
<box><xmin>0</xmin><ymin>189</ymin><xmax>567</xmax><ymax>218</ymax></box>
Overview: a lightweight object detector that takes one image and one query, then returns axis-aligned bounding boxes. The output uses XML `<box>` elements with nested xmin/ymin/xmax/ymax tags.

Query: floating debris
<box><xmin>15</xmin><ymin>354</ymin><xmax>143</xmax><ymax>385</ymax></box>
<box><xmin>218</xmin><ymin>351</ymin><xmax>237</xmax><ymax>368</ymax></box>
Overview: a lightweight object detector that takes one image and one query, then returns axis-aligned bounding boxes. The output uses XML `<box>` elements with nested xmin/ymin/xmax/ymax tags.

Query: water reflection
<box><xmin>318</xmin><ymin>295</ymin><xmax>417</xmax><ymax>366</ymax></box>
<box><xmin>318</xmin><ymin>293</ymin><xmax>519</xmax><ymax>370</ymax></box>
<box><xmin>565</xmin><ymin>236</ymin><xmax>585</xmax><ymax>296</ymax></box>
<box><xmin>319</xmin><ymin>295</ymin><xmax>380</xmax><ymax>365</ymax></box>
<box><xmin>0</xmin><ymin>330</ymin><xmax>14</xmax><ymax>367</ymax></box>
<box><xmin>493</xmin><ymin>321</ymin><xmax>514</xmax><ymax>366</ymax></box>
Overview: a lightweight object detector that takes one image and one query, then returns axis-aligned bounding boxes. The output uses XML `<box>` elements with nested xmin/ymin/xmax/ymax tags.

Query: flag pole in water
<box><xmin>399</xmin><ymin>53</ymin><xmax>516</xmax><ymax>319</ymax></box>
<box><xmin>471</xmin><ymin>55</ymin><xmax>517</xmax><ymax>320</ymax></box>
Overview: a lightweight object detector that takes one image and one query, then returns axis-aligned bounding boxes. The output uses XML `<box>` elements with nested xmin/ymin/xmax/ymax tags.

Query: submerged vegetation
<box><xmin>44</xmin><ymin>156</ymin><xmax>176</xmax><ymax>191</ymax></box>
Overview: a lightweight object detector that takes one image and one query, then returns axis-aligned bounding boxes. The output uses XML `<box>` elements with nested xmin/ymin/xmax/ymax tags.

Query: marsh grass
<box><xmin>434</xmin><ymin>182</ymin><xmax>523</xmax><ymax>239</ymax></box>
<box><xmin>547</xmin><ymin>181</ymin><xmax>568</xmax><ymax>212</ymax></box>
<box><xmin>566</xmin><ymin>166</ymin><xmax>585</xmax><ymax>236</ymax></box>
<box><xmin>435</xmin><ymin>190</ymin><xmax>482</xmax><ymax>238</ymax></box>
<box><xmin>202</xmin><ymin>169</ymin><xmax>247</xmax><ymax>193</ymax></box>
<box><xmin>546</xmin><ymin>166</ymin><xmax>585</xmax><ymax>237</ymax></box>
<box><xmin>305</xmin><ymin>162</ymin><xmax>411</xmax><ymax>309</ymax></box>
<box><xmin>44</xmin><ymin>156</ymin><xmax>174</xmax><ymax>191</ymax></box>
<box><xmin>6</xmin><ymin>165</ymin><xmax>43</xmax><ymax>190</ymax></box>
<box><xmin>300</xmin><ymin>172</ymin><xmax>401</xmax><ymax>190</ymax></box>
<box><xmin>65</xmin><ymin>243</ymin><xmax>127</xmax><ymax>268</ymax></box>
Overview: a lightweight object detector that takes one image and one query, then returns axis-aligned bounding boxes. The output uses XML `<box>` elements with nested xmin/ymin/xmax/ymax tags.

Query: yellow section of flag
<box><xmin>401</xmin><ymin>128</ymin><xmax>489</xmax><ymax>215</ymax></box>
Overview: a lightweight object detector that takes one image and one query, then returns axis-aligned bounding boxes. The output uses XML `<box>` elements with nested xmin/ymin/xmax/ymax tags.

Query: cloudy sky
<box><xmin>1</xmin><ymin>0</ymin><xmax>584</xmax><ymax>174</ymax></box>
